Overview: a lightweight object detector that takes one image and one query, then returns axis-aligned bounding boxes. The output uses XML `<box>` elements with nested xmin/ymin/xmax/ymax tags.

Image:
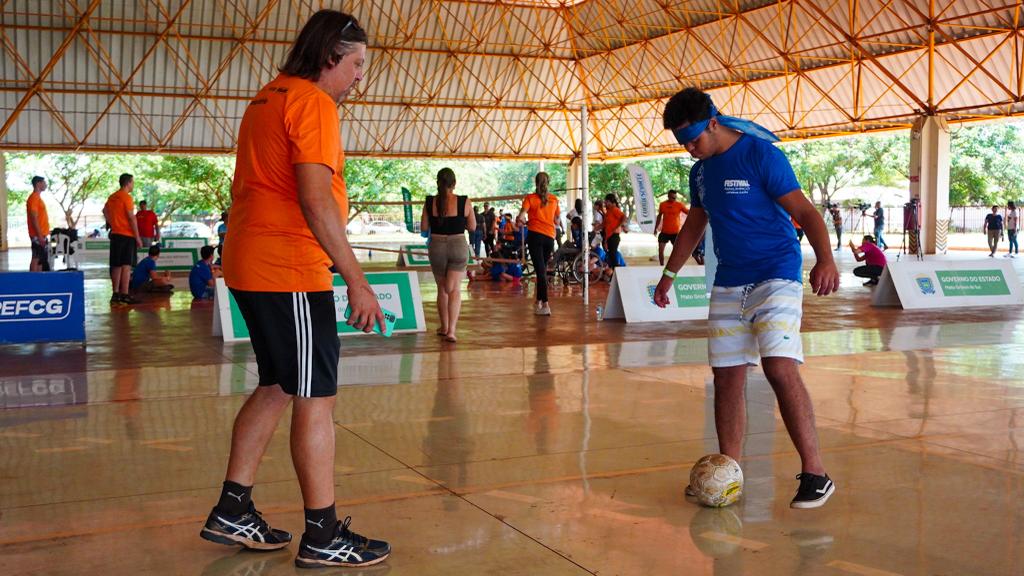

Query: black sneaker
<box><xmin>121</xmin><ymin>293</ymin><xmax>141</xmax><ymax>305</ymax></box>
<box><xmin>295</xmin><ymin>516</ymin><xmax>390</xmax><ymax>569</ymax></box>
<box><xmin>109</xmin><ymin>294</ymin><xmax>123</xmax><ymax>305</ymax></box>
<box><xmin>200</xmin><ymin>502</ymin><xmax>292</xmax><ymax>551</ymax></box>
<box><xmin>790</xmin><ymin>473</ymin><xmax>835</xmax><ymax>509</ymax></box>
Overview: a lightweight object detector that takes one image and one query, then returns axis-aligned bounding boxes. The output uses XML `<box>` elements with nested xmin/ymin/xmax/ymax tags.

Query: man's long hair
<box><xmin>280</xmin><ymin>10</ymin><xmax>367</xmax><ymax>81</ymax></box>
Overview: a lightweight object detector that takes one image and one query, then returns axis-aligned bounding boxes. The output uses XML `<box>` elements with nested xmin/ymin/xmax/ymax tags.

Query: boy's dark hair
<box><xmin>604</xmin><ymin>193</ymin><xmax>618</xmax><ymax>204</ymax></box>
<box><xmin>993</xmin><ymin>205</ymin><xmax>1000</xmax><ymax>210</ymax></box>
<box><xmin>148</xmin><ymin>245</ymin><xmax>160</xmax><ymax>257</ymax></box>
<box><xmin>119</xmin><ymin>173</ymin><xmax>133</xmax><ymax>187</ymax></box>
<box><xmin>280</xmin><ymin>10</ymin><xmax>367</xmax><ymax>81</ymax></box>
<box><xmin>571</xmin><ymin>216</ymin><xmax>583</xmax><ymax>227</ymax></box>
<box><xmin>663</xmin><ymin>87</ymin><xmax>714</xmax><ymax>130</ymax></box>
<box><xmin>31</xmin><ymin>175</ymin><xmax>45</xmax><ymax>186</ymax></box>
<box><xmin>667</xmin><ymin>189</ymin><xmax>679</xmax><ymax>196</ymax></box>
<box><xmin>863</xmin><ymin>235</ymin><xmax>875</xmax><ymax>244</ymax></box>
<box><xmin>201</xmin><ymin>245</ymin><xmax>215</xmax><ymax>260</ymax></box>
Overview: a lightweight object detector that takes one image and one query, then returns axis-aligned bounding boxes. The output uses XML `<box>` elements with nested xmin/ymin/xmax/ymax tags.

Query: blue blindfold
<box><xmin>671</xmin><ymin>104</ymin><xmax>780</xmax><ymax>145</ymax></box>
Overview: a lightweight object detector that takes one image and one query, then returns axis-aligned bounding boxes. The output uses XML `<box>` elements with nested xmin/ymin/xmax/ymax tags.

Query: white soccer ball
<box><xmin>689</xmin><ymin>454</ymin><xmax>743</xmax><ymax>507</ymax></box>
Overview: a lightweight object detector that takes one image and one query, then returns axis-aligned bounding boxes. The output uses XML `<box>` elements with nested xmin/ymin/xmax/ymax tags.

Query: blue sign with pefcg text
<box><xmin>0</xmin><ymin>272</ymin><xmax>85</xmax><ymax>344</ymax></box>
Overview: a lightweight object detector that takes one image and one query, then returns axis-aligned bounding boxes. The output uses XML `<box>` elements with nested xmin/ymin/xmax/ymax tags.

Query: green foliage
<box><xmin>783</xmin><ymin>137</ymin><xmax>868</xmax><ymax>207</ymax></box>
<box><xmin>6</xmin><ymin>152</ymin><xmax>126</xmax><ymax>227</ymax></box>
<box><xmin>141</xmin><ymin>155</ymin><xmax>233</xmax><ymax>223</ymax></box>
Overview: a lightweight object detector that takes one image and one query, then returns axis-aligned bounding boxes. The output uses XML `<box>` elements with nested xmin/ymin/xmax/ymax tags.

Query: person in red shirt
<box><xmin>654</xmin><ymin>189</ymin><xmax>688</xmax><ymax>265</ymax></box>
<box><xmin>199</xmin><ymin>11</ymin><xmax>390</xmax><ymax>568</ymax></box>
<box><xmin>135</xmin><ymin>200</ymin><xmax>159</xmax><ymax>247</ymax></box>
<box><xmin>102</xmin><ymin>174</ymin><xmax>142</xmax><ymax>305</ymax></box>
<box><xmin>602</xmin><ymin>193</ymin><xmax>627</xmax><ymax>279</ymax></box>
<box><xmin>26</xmin><ymin>176</ymin><xmax>51</xmax><ymax>272</ymax></box>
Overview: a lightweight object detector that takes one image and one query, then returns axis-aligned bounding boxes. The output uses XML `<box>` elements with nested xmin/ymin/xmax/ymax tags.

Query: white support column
<box><xmin>566</xmin><ymin>158</ymin><xmax>582</xmax><ymax>207</ymax></box>
<box><xmin>0</xmin><ymin>153</ymin><xmax>8</xmax><ymax>252</ymax></box>
<box><xmin>909</xmin><ymin>115</ymin><xmax>951</xmax><ymax>254</ymax></box>
<box><xmin>581</xmin><ymin>105</ymin><xmax>590</xmax><ymax>307</ymax></box>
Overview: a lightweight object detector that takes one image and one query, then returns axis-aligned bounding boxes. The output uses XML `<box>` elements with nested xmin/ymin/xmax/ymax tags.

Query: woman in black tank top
<box><xmin>421</xmin><ymin>167</ymin><xmax>476</xmax><ymax>343</ymax></box>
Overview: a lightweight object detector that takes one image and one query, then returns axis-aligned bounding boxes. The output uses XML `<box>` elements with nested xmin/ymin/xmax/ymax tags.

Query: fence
<box><xmin>827</xmin><ymin>205</ymin><xmax>1004</xmax><ymax>235</ymax></box>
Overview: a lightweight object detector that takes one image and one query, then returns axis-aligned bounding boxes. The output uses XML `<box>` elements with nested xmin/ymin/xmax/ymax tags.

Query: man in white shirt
<box><xmin>1005</xmin><ymin>201</ymin><xmax>1019</xmax><ymax>257</ymax></box>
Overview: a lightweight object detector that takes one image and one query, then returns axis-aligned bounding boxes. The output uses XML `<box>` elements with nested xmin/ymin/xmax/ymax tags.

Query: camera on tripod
<box><xmin>856</xmin><ymin>202</ymin><xmax>871</xmax><ymax>214</ymax></box>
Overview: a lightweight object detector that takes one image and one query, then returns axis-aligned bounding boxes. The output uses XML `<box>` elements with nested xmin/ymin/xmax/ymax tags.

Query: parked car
<box><xmin>365</xmin><ymin>220</ymin><xmax>403</xmax><ymax>235</ymax></box>
<box><xmin>161</xmin><ymin>221</ymin><xmax>215</xmax><ymax>242</ymax></box>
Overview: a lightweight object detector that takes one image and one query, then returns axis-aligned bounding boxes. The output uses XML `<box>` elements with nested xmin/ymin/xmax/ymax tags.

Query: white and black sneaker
<box><xmin>200</xmin><ymin>502</ymin><xmax>292</xmax><ymax>551</ymax></box>
<box><xmin>295</xmin><ymin>516</ymin><xmax>390</xmax><ymax>569</ymax></box>
<box><xmin>790</xmin><ymin>473</ymin><xmax>835</xmax><ymax>509</ymax></box>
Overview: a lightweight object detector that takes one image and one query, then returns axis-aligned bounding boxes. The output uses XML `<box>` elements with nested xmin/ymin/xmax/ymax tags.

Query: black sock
<box><xmin>304</xmin><ymin>504</ymin><xmax>337</xmax><ymax>543</ymax></box>
<box><xmin>214</xmin><ymin>480</ymin><xmax>252</xmax><ymax>515</ymax></box>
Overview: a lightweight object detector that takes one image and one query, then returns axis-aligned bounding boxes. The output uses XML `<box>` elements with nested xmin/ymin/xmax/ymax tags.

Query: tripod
<box><xmin>898</xmin><ymin>200</ymin><xmax>923</xmax><ymax>261</ymax></box>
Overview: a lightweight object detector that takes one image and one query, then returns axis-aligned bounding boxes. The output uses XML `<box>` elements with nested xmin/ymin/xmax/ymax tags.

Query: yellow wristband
<box><xmin>662</xmin><ymin>268</ymin><xmax>677</xmax><ymax>280</ymax></box>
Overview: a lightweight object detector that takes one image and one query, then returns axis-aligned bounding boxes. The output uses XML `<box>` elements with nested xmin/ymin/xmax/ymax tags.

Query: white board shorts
<box><xmin>707</xmin><ymin>279</ymin><xmax>803</xmax><ymax>368</ymax></box>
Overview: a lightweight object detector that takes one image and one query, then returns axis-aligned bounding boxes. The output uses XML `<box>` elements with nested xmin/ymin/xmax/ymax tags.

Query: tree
<box><xmin>783</xmin><ymin>138</ymin><xmax>868</xmax><ymax>208</ymax></box>
<box><xmin>47</xmin><ymin>154</ymin><xmax>120</xmax><ymax>228</ymax></box>
<box><xmin>142</xmin><ymin>156</ymin><xmax>233</xmax><ymax>223</ymax></box>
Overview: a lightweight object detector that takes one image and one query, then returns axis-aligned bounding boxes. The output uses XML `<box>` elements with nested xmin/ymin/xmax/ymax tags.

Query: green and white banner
<box><xmin>137</xmin><ymin>247</ymin><xmax>199</xmax><ymax>271</ymax></box>
<box><xmin>603</xmin><ymin>265</ymin><xmax>709</xmax><ymax>323</ymax></box>
<box><xmin>396</xmin><ymin>243</ymin><xmax>477</xmax><ymax>268</ymax></box>
<box><xmin>872</xmin><ymin>259</ymin><xmax>1023</xmax><ymax>309</ymax></box>
<box><xmin>214</xmin><ymin>271</ymin><xmax>426</xmax><ymax>342</ymax></box>
<box><xmin>76</xmin><ymin>238</ymin><xmax>110</xmax><ymax>253</ymax></box>
<box><xmin>161</xmin><ymin>237</ymin><xmax>207</xmax><ymax>250</ymax></box>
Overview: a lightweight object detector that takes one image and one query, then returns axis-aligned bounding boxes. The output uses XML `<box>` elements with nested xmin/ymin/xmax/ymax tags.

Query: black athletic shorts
<box><xmin>31</xmin><ymin>241</ymin><xmax>50</xmax><ymax>270</ymax></box>
<box><xmin>230</xmin><ymin>289</ymin><xmax>340</xmax><ymax>397</ymax></box>
<box><xmin>109</xmin><ymin>233</ymin><xmax>136</xmax><ymax>267</ymax></box>
<box><xmin>657</xmin><ymin>232</ymin><xmax>677</xmax><ymax>245</ymax></box>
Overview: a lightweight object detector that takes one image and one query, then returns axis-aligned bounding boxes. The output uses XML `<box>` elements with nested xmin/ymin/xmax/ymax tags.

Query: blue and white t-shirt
<box><xmin>689</xmin><ymin>134</ymin><xmax>803</xmax><ymax>286</ymax></box>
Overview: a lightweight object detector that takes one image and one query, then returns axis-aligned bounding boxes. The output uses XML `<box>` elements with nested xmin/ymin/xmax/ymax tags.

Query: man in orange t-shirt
<box><xmin>199</xmin><ymin>11</ymin><xmax>390</xmax><ymax>568</ymax></box>
<box><xmin>102</xmin><ymin>173</ymin><xmax>142</xmax><ymax>305</ymax></box>
<box><xmin>26</xmin><ymin>176</ymin><xmax>51</xmax><ymax>271</ymax></box>
<box><xmin>602</xmin><ymin>193</ymin><xmax>628</xmax><ymax>278</ymax></box>
<box><xmin>654</xmin><ymin>189</ymin><xmax>689</xmax><ymax>265</ymax></box>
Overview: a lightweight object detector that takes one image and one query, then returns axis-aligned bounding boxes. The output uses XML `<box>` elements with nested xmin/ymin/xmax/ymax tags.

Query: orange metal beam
<box><xmin>0</xmin><ymin>0</ymin><xmax>101</xmax><ymax>141</ymax></box>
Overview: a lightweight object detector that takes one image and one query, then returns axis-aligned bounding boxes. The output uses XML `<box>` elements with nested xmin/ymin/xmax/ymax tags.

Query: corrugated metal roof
<box><xmin>2</xmin><ymin>0</ymin><xmax>1024</xmax><ymax>159</ymax></box>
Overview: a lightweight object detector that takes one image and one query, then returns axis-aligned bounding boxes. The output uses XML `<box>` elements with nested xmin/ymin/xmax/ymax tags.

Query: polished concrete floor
<box><xmin>0</xmin><ymin>247</ymin><xmax>1021</xmax><ymax>575</ymax></box>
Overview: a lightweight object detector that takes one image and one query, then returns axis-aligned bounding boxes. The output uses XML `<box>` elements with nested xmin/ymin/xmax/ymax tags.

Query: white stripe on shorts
<box><xmin>292</xmin><ymin>293</ymin><xmax>313</xmax><ymax>397</ymax></box>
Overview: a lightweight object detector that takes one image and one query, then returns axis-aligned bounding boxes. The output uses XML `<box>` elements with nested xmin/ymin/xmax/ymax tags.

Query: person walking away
<box><xmin>422</xmin><ymin>168</ymin><xmax>474</xmax><ymax>342</ymax></box>
<box><xmin>518</xmin><ymin>172</ymin><xmax>561</xmax><ymax>316</ymax></box>
<box><xmin>471</xmin><ymin>205</ymin><xmax>484</xmax><ymax>257</ymax></box>
<box><xmin>984</xmin><ymin>205</ymin><xmax>1003</xmax><ymax>257</ymax></box>
<box><xmin>199</xmin><ymin>11</ymin><xmax>391</xmax><ymax>569</ymax></box>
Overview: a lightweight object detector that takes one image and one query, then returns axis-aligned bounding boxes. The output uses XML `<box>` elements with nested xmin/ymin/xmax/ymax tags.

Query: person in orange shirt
<box><xmin>135</xmin><ymin>200</ymin><xmax>160</xmax><ymax>247</ymax></box>
<box><xmin>102</xmin><ymin>173</ymin><xmax>142</xmax><ymax>305</ymax></box>
<box><xmin>26</xmin><ymin>176</ymin><xmax>51</xmax><ymax>272</ymax></box>
<box><xmin>602</xmin><ymin>192</ymin><xmax>627</xmax><ymax>279</ymax></box>
<box><xmin>518</xmin><ymin>172</ymin><xmax>561</xmax><ymax>315</ymax></box>
<box><xmin>654</xmin><ymin>189</ymin><xmax>689</xmax><ymax>266</ymax></box>
<box><xmin>199</xmin><ymin>11</ymin><xmax>390</xmax><ymax>568</ymax></box>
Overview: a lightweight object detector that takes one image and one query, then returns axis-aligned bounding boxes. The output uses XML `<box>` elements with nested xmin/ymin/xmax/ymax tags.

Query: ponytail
<box><xmin>436</xmin><ymin>167</ymin><xmax>456</xmax><ymax>215</ymax></box>
<box><xmin>535</xmin><ymin>172</ymin><xmax>550</xmax><ymax>206</ymax></box>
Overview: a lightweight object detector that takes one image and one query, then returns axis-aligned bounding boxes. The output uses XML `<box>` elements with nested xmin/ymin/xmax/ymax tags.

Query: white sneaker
<box><xmin>1004</xmin><ymin>254</ymin><xmax>1012</xmax><ymax>258</ymax></box>
<box><xmin>537</xmin><ymin>304</ymin><xmax>551</xmax><ymax>316</ymax></box>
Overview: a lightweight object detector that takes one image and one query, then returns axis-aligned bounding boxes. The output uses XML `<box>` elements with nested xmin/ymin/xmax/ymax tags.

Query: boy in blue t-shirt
<box><xmin>654</xmin><ymin>87</ymin><xmax>839</xmax><ymax>510</ymax></box>
<box><xmin>189</xmin><ymin>245</ymin><xmax>220</xmax><ymax>299</ymax></box>
<box><xmin>130</xmin><ymin>245</ymin><xmax>174</xmax><ymax>293</ymax></box>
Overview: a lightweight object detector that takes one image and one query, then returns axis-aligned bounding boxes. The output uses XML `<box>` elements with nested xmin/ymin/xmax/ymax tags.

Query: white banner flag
<box><xmin>627</xmin><ymin>164</ymin><xmax>657</xmax><ymax>233</ymax></box>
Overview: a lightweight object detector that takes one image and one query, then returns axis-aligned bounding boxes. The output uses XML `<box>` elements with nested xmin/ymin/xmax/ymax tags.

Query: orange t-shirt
<box><xmin>104</xmin><ymin>190</ymin><xmax>135</xmax><ymax>237</ymax></box>
<box><xmin>223</xmin><ymin>74</ymin><xmax>348</xmax><ymax>293</ymax></box>
<box><xmin>604</xmin><ymin>205</ymin><xmax>625</xmax><ymax>238</ymax></box>
<box><xmin>26</xmin><ymin>193</ymin><xmax>50</xmax><ymax>239</ymax></box>
<box><xmin>658</xmin><ymin>200</ymin><xmax>688</xmax><ymax>235</ymax></box>
<box><xmin>521</xmin><ymin>193</ymin><xmax>561</xmax><ymax>239</ymax></box>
